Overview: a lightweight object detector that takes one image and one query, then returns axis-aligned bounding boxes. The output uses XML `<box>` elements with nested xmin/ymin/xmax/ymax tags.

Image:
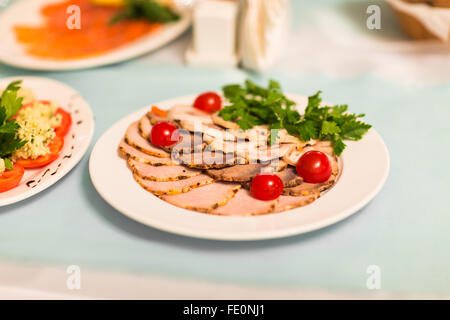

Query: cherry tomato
<box><xmin>15</xmin><ymin>135</ymin><xmax>64</xmax><ymax>169</ymax></box>
<box><xmin>0</xmin><ymin>164</ymin><xmax>24</xmax><ymax>193</ymax></box>
<box><xmin>150</xmin><ymin>122</ymin><xmax>180</xmax><ymax>147</ymax></box>
<box><xmin>193</xmin><ymin>92</ymin><xmax>222</xmax><ymax>113</ymax></box>
<box><xmin>250</xmin><ymin>173</ymin><xmax>284</xmax><ymax>201</ymax></box>
<box><xmin>296</xmin><ymin>151</ymin><xmax>331</xmax><ymax>183</ymax></box>
<box><xmin>54</xmin><ymin>107</ymin><xmax>72</xmax><ymax>137</ymax></box>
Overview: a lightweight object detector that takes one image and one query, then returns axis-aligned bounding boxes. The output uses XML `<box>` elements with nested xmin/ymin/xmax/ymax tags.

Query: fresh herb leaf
<box><xmin>331</xmin><ymin>136</ymin><xmax>346</xmax><ymax>156</ymax></box>
<box><xmin>110</xmin><ymin>0</ymin><xmax>180</xmax><ymax>25</ymax></box>
<box><xmin>0</xmin><ymin>80</ymin><xmax>26</xmax><ymax>161</ymax></box>
<box><xmin>321</xmin><ymin>120</ymin><xmax>341</xmax><ymax>136</ymax></box>
<box><xmin>4</xmin><ymin>158</ymin><xmax>13</xmax><ymax>170</ymax></box>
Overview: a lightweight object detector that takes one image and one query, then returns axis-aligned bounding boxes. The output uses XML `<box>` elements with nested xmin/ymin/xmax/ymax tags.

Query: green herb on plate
<box><xmin>109</xmin><ymin>0</ymin><xmax>180</xmax><ymax>25</ymax></box>
<box><xmin>218</xmin><ymin>79</ymin><xmax>371</xmax><ymax>155</ymax></box>
<box><xmin>0</xmin><ymin>80</ymin><xmax>27</xmax><ymax>167</ymax></box>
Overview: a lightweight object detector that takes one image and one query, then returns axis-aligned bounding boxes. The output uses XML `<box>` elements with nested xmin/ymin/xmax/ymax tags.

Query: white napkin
<box><xmin>239</xmin><ymin>0</ymin><xmax>290</xmax><ymax>71</ymax></box>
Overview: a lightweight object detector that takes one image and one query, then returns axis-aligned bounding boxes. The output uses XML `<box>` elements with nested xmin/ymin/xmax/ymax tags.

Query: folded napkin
<box><xmin>240</xmin><ymin>0</ymin><xmax>290</xmax><ymax>71</ymax></box>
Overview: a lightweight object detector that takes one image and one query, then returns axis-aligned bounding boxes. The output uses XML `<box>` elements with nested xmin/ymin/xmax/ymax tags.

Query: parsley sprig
<box><xmin>218</xmin><ymin>79</ymin><xmax>371</xmax><ymax>155</ymax></box>
<box><xmin>0</xmin><ymin>80</ymin><xmax>26</xmax><ymax>169</ymax></box>
<box><xmin>109</xmin><ymin>0</ymin><xmax>180</xmax><ymax>25</ymax></box>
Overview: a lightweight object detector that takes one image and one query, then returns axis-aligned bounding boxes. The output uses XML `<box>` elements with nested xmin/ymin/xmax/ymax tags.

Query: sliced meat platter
<box><xmin>118</xmin><ymin>103</ymin><xmax>341</xmax><ymax>216</ymax></box>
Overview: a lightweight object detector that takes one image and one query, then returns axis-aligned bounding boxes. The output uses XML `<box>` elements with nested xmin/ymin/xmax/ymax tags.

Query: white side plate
<box><xmin>0</xmin><ymin>0</ymin><xmax>191</xmax><ymax>71</ymax></box>
<box><xmin>0</xmin><ymin>76</ymin><xmax>94</xmax><ymax>206</ymax></box>
<box><xmin>89</xmin><ymin>94</ymin><xmax>389</xmax><ymax>241</ymax></box>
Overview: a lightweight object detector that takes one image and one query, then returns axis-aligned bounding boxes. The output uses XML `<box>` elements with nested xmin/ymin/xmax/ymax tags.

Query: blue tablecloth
<box><xmin>0</xmin><ymin>0</ymin><xmax>449</xmax><ymax>296</ymax></box>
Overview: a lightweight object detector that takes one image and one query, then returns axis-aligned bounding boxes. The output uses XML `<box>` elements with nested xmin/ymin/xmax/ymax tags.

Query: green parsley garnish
<box><xmin>218</xmin><ymin>79</ymin><xmax>371</xmax><ymax>155</ymax></box>
<box><xmin>109</xmin><ymin>0</ymin><xmax>180</xmax><ymax>25</ymax></box>
<box><xmin>0</xmin><ymin>80</ymin><xmax>27</xmax><ymax>168</ymax></box>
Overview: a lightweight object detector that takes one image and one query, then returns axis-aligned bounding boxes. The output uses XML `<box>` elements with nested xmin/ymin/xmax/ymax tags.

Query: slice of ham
<box><xmin>161</xmin><ymin>183</ymin><xmax>241</xmax><ymax>213</ymax></box>
<box><xmin>146</xmin><ymin>111</ymin><xmax>171</xmax><ymax>125</ymax></box>
<box><xmin>128</xmin><ymin>159</ymin><xmax>201</xmax><ymax>181</ymax></box>
<box><xmin>125</xmin><ymin>122</ymin><xmax>170</xmax><ymax>158</ymax></box>
<box><xmin>134</xmin><ymin>173</ymin><xmax>214</xmax><ymax>195</ymax></box>
<box><xmin>274</xmin><ymin>193</ymin><xmax>320</xmax><ymax>212</ymax></box>
<box><xmin>206</xmin><ymin>160</ymin><xmax>287</xmax><ymax>182</ymax></box>
<box><xmin>138</xmin><ymin>115</ymin><xmax>152</xmax><ymax>139</ymax></box>
<box><xmin>212</xmin><ymin>189</ymin><xmax>277</xmax><ymax>216</ymax></box>
<box><xmin>276</xmin><ymin>166</ymin><xmax>303</xmax><ymax>187</ymax></box>
<box><xmin>168</xmin><ymin>130</ymin><xmax>205</xmax><ymax>153</ymax></box>
<box><xmin>118</xmin><ymin>140</ymin><xmax>176</xmax><ymax>166</ymax></box>
<box><xmin>168</xmin><ymin>104</ymin><xmax>213</xmax><ymax>125</ymax></box>
<box><xmin>284</xmin><ymin>141</ymin><xmax>335</xmax><ymax>166</ymax></box>
<box><xmin>182</xmin><ymin>120</ymin><xmax>269</xmax><ymax>146</ymax></box>
<box><xmin>252</xmin><ymin>143</ymin><xmax>296</xmax><ymax>162</ymax></box>
<box><xmin>211</xmin><ymin>112</ymin><xmax>302</xmax><ymax>144</ymax></box>
<box><xmin>241</xmin><ymin>165</ymin><xmax>302</xmax><ymax>189</ymax></box>
<box><xmin>172</xmin><ymin>147</ymin><xmax>247</xmax><ymax>169</ymax></box>
<box><xmin>282</xmin><ymin>174</ymin><xmax>337</xmax><ymax>196</ymax></box>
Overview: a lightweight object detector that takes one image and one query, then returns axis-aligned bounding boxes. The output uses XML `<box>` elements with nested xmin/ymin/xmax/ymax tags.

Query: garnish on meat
<box><xmin>218</xmin><ymin>79</ymin><xmax>371</xmax><ymax>155</ymax></box>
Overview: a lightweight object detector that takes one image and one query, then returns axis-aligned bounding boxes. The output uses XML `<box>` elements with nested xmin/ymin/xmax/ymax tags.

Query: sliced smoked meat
<box><xmin>134</xmin><ymin>173</ymin><xmax>214</xmax><ymax>195</ymax></box>
<box><xmin>172</xmin><ymin>148</ymin><xmax>246</xmax><ymax>169</ymax></box>
<box><xmin>124</xmin><ymin>122</ymin><xmax>170</xmax><ymax>158</ymax></box>
<box><xmin>168</xmin><ymin>105</ymin><xmax>213</xmax><ymax>125</ymax></box>
<box><xmin>161</xmin><ymin>183</ymin><xmax>241</xmax><ymax>213</ymax></box>
<box><xmin>284</xmin><ymin>141</ymin><xmax>335</xmax><ymax>166</ymax></box>
<box><xmin>128</xmin><ymin>159</ymin><xmax>201</xmax><ymax>181</ymax></box>
<box><xmin>168</xmin><ymin>130</ymin><xmax>205</xmax><ymax>153</ymax></box>
<box><xmin>118</xmin><ymin>140</ymin><xmax>176</xmax><ymax>166</ymax></box>
<box><xmin>138</xmin><ymin>115</ymin><xmax>152</xmax><ymax>139</ymax></box>
<box><xmin>282</xmin><ymin>174</ymin><xmax>337</xmax><ymax>196</ymax></box>
<box><xmin>146</xmin><ymin>111</ymin><xmax>172</xmax><ymax>125</ymax></box>
<box><xmin>276</xmin><ymin>166</ymin><xmax>303</xmax><ymax>187</ymax></box>
<box><xmin>206</xmin><ymin>160</ymin><xmax>287</xmax><ymax>182</ymax></box>
<box><xmin>212</xmin><ymin>189</ymin><xmax>277</xmax><ymax>216</ymax></box>
<box><xmin>274</xmin><ymin>193</ymin><xmax>320</xmax><ymax>212</ymax></box>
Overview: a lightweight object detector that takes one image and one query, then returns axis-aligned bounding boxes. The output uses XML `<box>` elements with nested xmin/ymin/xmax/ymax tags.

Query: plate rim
<box><xmin>89</xmin><ymin>94</ymin><xmax>390</xmax><ymax>241</ymax></box>
<box><xmin>0</xmin><ymin>76</ymin><xmax>95</xmax><ymax>207</ymax></box>
<box><xmin>0</xmin><ymin>0</ymin><xmax>192</xmax><ymax>71</ymax></box>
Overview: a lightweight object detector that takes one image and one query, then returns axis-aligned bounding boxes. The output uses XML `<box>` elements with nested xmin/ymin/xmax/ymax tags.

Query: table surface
<box><xmin>0</xmin><ymin>0</ymin><xmax>449</xmax><ymax>298</ymax></box>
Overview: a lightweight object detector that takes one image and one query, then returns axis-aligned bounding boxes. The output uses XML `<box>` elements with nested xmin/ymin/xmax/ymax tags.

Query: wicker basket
<box><xmin>390</xmin><ymin>0</ymin><xmax>450</xmax><ymax>40</ymax></box>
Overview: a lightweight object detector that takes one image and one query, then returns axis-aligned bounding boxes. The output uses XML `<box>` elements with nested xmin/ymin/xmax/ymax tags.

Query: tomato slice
<box><xmin>0</xmin><ymin>164</ymin><xmax>25</xmax><ymax>193</ymax></box>
<box><xmin>54</xmin><ymin>107</ymin><xmax>72</xmax><ymax>137</ymax></box>
<box><xmin>15</xmin><ymin>136</ymin><xmax>64</xmax><ymax>169</ymax></box>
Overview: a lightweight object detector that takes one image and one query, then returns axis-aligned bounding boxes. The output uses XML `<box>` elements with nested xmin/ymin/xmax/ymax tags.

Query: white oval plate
<box><xmin>0</xmin><ymin>76</ymin><xmax>94</xmax><ymax>206</ymax></box>
<box><xmin>89</xmin><ymin>94</ymin><xmax>389</xmax><ymax>241</ymax></box>
<box><xmin>0</xmin><ymin>0</ymin><xmax>191</xmax><ymax>71</ymax></box>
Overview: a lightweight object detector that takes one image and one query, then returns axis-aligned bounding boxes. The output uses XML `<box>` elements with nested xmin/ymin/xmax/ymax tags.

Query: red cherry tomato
<box><xmin>193</xmin><ymin>92</ymin><xmax>222</xmax><ymax>113</ymax></box>
<box><xmin>296</xmin><ymin>151</ymin><xmax>331</xmax><ymax>183</ymax></box>
<box><xmin>250</xmin><ymin>173</ymin><xmax>284</xmax><ymax>201</ymax></box>
<box><xmin>150</xmin><ymin>122</ymin><xmax>180</xmax><ymax>147</ymax></box>
<box><xmin>0</xmin><ymin>164</ymin><xmax>24</xmax><ymax>193</ymax></box>
<box><xmin>54</xmin><ymin>107</ymin><xmax>72</xmax><ymax>137</ymax></box>
<box><xmin>15</xmin><ymin>135</ymin><xmax>64</xmax><ymax>169</ymax></box>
